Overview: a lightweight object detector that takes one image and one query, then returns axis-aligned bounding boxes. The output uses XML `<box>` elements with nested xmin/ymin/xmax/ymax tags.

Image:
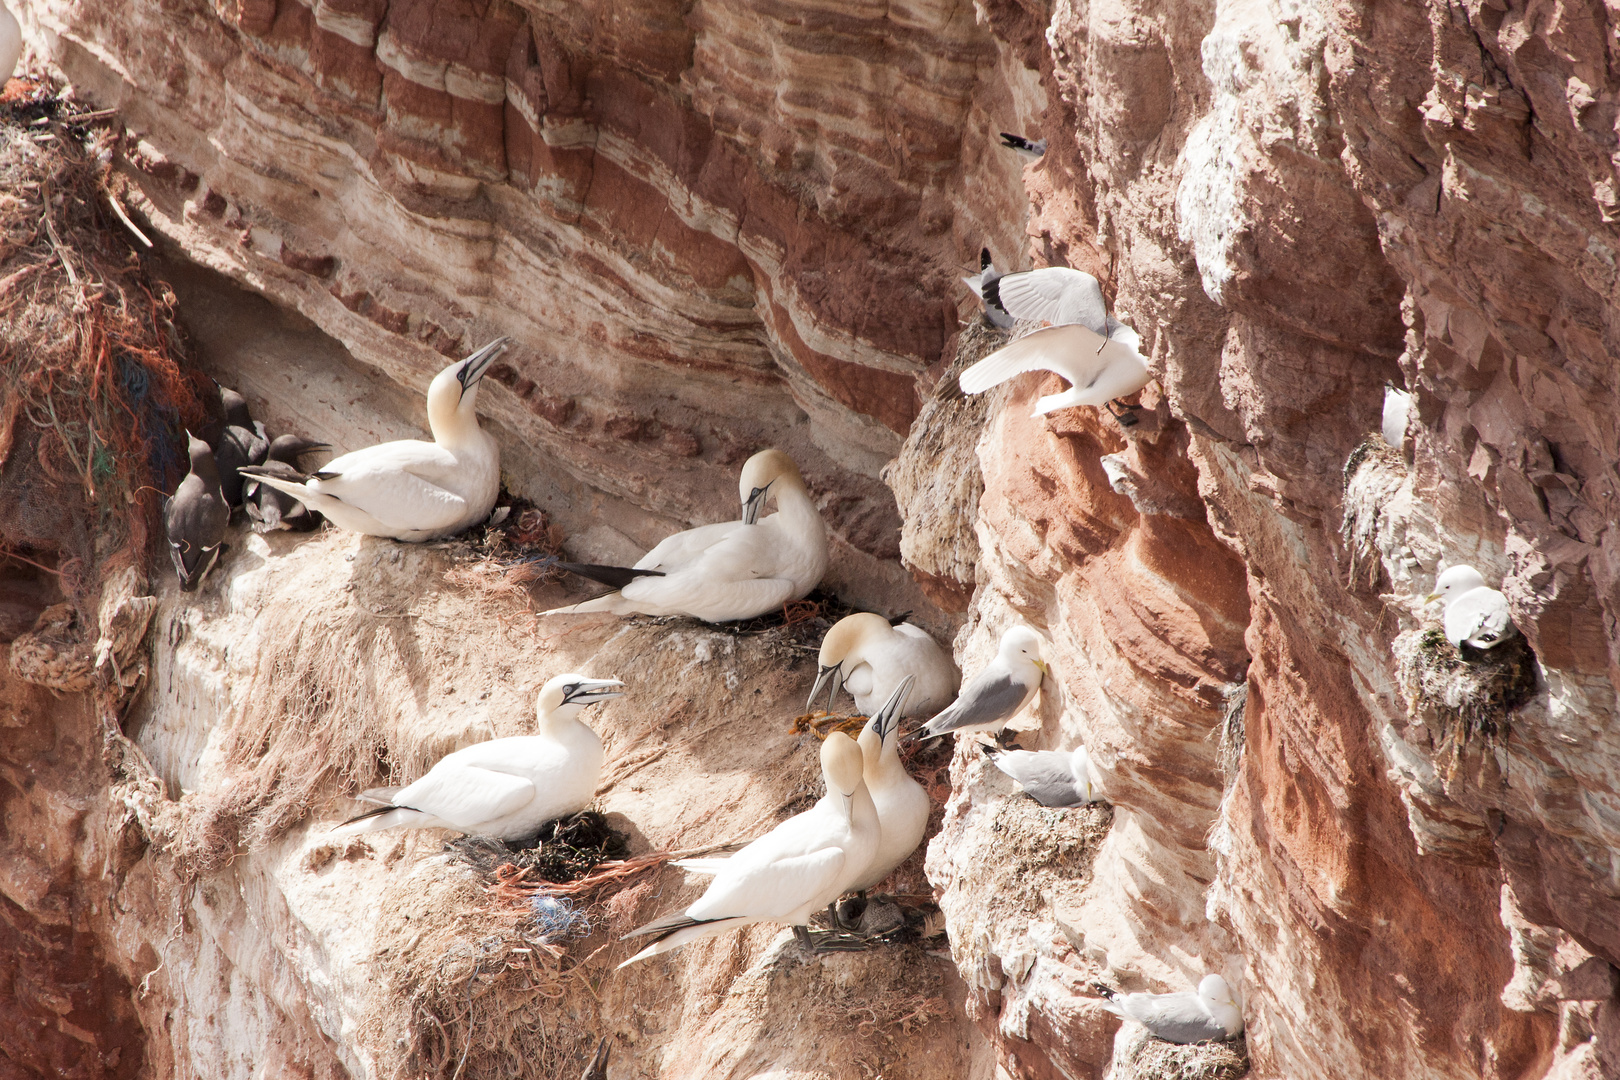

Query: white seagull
<box><xmin>962</xmin><ymin>248</ymin><xmax>1015</xmax><ymax>329</ymax></box>
<box><xmin>806</xmin><ymin>612</ymin><xmax>959</xmax><ymax>718</ymax></box>
<box><xmin>917</xmin><ymin>625</ymin><xmax>1049</xmax><ymax>740</ymax></box>
<box><xmin>331</xmin><ymin>673</ymin><xmax>621</xmax><ymax>841</ymax></box>
<box><xmin>546</xmin><ymin>448</ymin><xmax>829</xmax><ymax>623</ymax></box>
<box><xmin>1092</xmin><ymin>974</ymin><xmax>1245</xmax><ymax>1044</ymax></box>
<box><xmin>618</xmin><ymin>731</ymin><xmax>878</xmax><ymax>966</ymax></box>
<box><xmin>848</xmin><ymin>677</ymin><xmax>931</xmax><ymax>893</ymax></box>
<box><xmin>1382</xmin><ymin>384</ymin><xmax>1413</xmax><ymax>450</ymax></box>
<box><xmin>1426</xmin><ymin>565</ymin><xmax>1517</xmax><ymax>650</ymax></box>
<box><xmin>982</xmin><ymin>743</ymin><xmax>1099</xmax><ymax>807</ymax></box>
<box><xmin>240</xmin><ymin>338</ymin><xmax>508</xmax><ymax>542</ymax></box>
<box><xmin>0</xmin><ymin>4</ymin><xmax>21</xmax><ymax>85</ymax></box>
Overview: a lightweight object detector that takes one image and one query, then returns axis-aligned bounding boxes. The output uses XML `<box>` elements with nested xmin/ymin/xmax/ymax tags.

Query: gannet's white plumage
<box><xmin>1093</xmin><ymin>974</ymin><xmax>1244</xmax><ymax>1044</ymax></box>
<box><xmin>0</xmin><ymin>4</ymin><xmax>20</xmax><ymax>85</ymax></box>
<box><xmin>849</xmin><ymin>677</ymin><xmax>930</xmax><ymax>892</ymax></box>
<box><xmin>958</xmin><ymin>320</ymin><xmax>1151</xmax><ymax>416</ymax></box>
<box><xmin>962</xmin><ymin>247</ymin><xmax>1014</xmax><ymax>329</ymax></box>
<box><xmin>547</xmin><ymin>449</ymin><xmax>829</xmax><ymax>623</ymax></box>
<box><xmin>1425</xmin><ymin>565</ymin><xmax>1517</xmax><ymax>650</ymax></box>
<box><xmin>240</xmin><ymin>338</ymin><xmax>507</xmax><ymax>541</ymax></box>
<box><xmin>983</xmin><ymin>744</ymin><xmax>1099</xmax><ymax>807</ymax></box>
<box><xmin>1382</xmin><ymin>385</ymin><xmax>1413</xmax><ymax>450</ymax></box>
<box><xmin>330</xmin><ymin>674</ymin><xmax>619</xmax><ymax>841</ymax></box>
<box><xmin>918</xmin><ymin>626</ymin><xmax>1048</xmax><ymax>739</ymax></box>
<box><xmin>806</xmin><ymin>612</ymin><xmax>959</xmax><ymax>718</ymax></box>
<box><xmin>618</xmin><ymin>732</ymin><xmax>877</xmax><ymax>967</ymax></box>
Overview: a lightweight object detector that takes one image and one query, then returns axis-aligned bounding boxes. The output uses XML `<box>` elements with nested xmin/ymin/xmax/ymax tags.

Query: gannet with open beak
<box><xmin>848</xmin><ymin>677</ymin><xmax>930</xmax><ymax>893</ymax></box>
<box><xmin>165</xmin><ymin>433</ymin><xmax>229</xmax><ymax>592</ymax></box>
<box><xmin>548</xmin><ymin>448</ymin><xmax>828</xmax><ymax>623</ymax></box>
<box><xmin>331</xmin><ymin>673</ymin><xmax>620</xmax><ymax>841</ymax></box>
<box><xmin>982</xmin><ymin>743</ymin><xmax>1099</xmax><ymax>807</ymax></box>
<box><xmin>1091</xmin><ymin>974</ymin><xmax>1244</xmax><ymax>1044</ymax></box>
<box><xmin>916</xmin><ymin>625</ymin><xmax>1048</xmax><ymax>739</ymax></box>
<box><xmin>1425</xmin><ymin>565</ymin><xmax>1517</xmax><ymax>651</ymax></box>
<box><xmin>240</xmin><ymin>338</ymin><xmax>507</xmax><ymax>541</ymax></box>
<box><xmin>618</xmin><ymin>731</ymin><xmax>877</xmax><ymax>966</ymax></box>
<box><xmin>806</xmin><ymin>612</ymin><xmax>958</xmax><ymax>718</ymax></box>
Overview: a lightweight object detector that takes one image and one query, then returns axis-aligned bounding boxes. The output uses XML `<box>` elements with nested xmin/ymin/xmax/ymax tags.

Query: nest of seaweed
<box><xmin>438</xmin><ymin>494</ymin><xmax>568</xmax><ymax>603</ymax></box>
<box><xmin>445</xmin><ymin>810</ymin><xmax>629</xmax><ymax>888</ymax></box>
<box><xmin>1396</xmin><ymin>627</ymin><xmax>1538</xmax><ymax>744</ymax></box>
<box><xmin>1110</xmin><ymin>1025</ymin><xmax>1250</xmax><ymax>1080</ymax></box>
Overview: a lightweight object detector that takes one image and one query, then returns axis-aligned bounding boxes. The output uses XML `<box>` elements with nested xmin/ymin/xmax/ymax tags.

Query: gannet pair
<box><xmin>807</xmin><ymin>612</ymin><xmax>959</xmax><ymax>718</ymax></box>
<box><xmin>165</xmin><ymin>434</ymin><xmax>230</xmax><ymax>592</ymax></box>
<box><xmin>1092</xmin><ymin>974</ymin><xmax>1245</xmax><ymax>1044</ymax></box>
<box><xmin>917</xmin><ymin>625</ymin><xmax>1049</xmax><ymax>740</ymax></box>
<box><xmin>332</xmin><ymin>673</ymin><xmax>621</xmax><ymax>841</ymax></box>
<box><xmin>983</xmin><ymin>743</ymin><xmax>1099</xmax><ymax>807</ymax></box>
<box><xmin>618</xmin><ymin>730</ymin><xmax>877</xmax><ymax>966</ymax></box>
<box><xmin>1426</xmin><ymin>565</ymin><xmax>1517</xmax><ymax>651</ymax></box>
<box><xmin>957</xmin><ymin>265</ymin><xmax>1152</xmax><ymax>424</ymax></box>
<box><xmin>547</xmin><ymin>449</ymin><xmax>829</xmax><ymax>623</ymax></box>
<box><xmin>0</xmin><ymin>4</ymin><xmax>20</xmax><ymax>85</ymax></box>
<box><xmin>243</xmin><ymin>338</ymin><xmax>508</xmax><ymax>542</ymax></box>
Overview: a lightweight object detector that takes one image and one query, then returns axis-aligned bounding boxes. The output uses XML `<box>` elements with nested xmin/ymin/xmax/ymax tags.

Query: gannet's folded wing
<box><xmin>308</xmin><ymin>442</ymin><xmax>467</xmax><ymax>529</ymax></box>
<box><xmin>391</xmin><ymin>763</ymin><xmax>534</xmax><ymax>832</ymax></box>
<box><xmin>994</xmin><ymin>267</ymin><xmax>1105</xmax><ymax>327</ymax></box>
<box><xmin>958</xmin><ymin>324</ymin><xmax>1115</xmax><ymax>396</ymax></box>
<box><xmin>685</xmin><ymin>847</ymin><xmax>846</xmax><ymax>922</ymax></box>
<box><xmin>634</xmin><ymin>520</ymin><xmax>745</xmax><ymax>572</ymax></box>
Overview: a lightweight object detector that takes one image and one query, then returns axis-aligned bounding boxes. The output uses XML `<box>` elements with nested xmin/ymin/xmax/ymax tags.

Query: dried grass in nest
<box><xmin>449</xmin><ymin>811</ymin><xmax>629</xmax><ymax>889</ymax></box>
<box><xmin>0</xmin><ymin>75</ymin><xmax>205</xmax><ymax>615</ymax></box>
<box><xmin>1110</xmin><ymin>1025</ymin><xmax>1250</xmax><ymax>1080</ymax></box>
<box><xmin>441</xmin><ymin>497</ymin><xmax>567</xmax><ymax>605</ymax></box>
<box><xmin>1339</xmin><ymin>436</ymin><xmax>1405</xmax><ymax>591</ymax></box>
<box><xmin>1215</xmin><ymin>681</ymin><xmax>1247</xmax><ymax>787</ymax></box>
<box><xmin>646</xmin><ymin>587</ymin><xmax>858</xmax><ymax>655</ymax></box>
<box><xmin>1396</xmin><ymin>627</ymin><xmax>1538</xmax><ymax>750</ymax></box>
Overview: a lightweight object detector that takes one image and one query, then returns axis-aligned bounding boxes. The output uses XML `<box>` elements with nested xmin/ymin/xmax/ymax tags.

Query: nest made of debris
<box><xmin>1340</xmin><ymin>436</ymin><xmax>1406</xmax><ymax>592</ymax></box>
<box><xmin>1110</xmin><ymin>1025</ymin><xmax>1250</xmax><ymax>1080</ymax></box>
<box><xmin>1395</xmin><ymin>626</ymin><xmax>1538</xmax><ymax>745</ymax></box>
<box><xmin>439</xmin><ymin>494</ymin><xmax>568</xmax><ymax>605</ymax></box>
<box><xmin>447</xmin><ymin>811</ymin><xmax>629</xmax><ymax>888</ymax></box>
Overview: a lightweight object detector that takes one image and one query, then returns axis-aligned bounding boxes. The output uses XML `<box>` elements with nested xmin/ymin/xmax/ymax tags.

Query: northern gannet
<box><xmin>1426</xmin><ymin>566</ymin><xmax>1517</xmax><ymax>650</ymax></box>
<box><xmin>916</xmin><ymin>626</ymin><xmax>1048</xmax><ymax>739</ymax></box>
<box><xmin>848</xmin><ymin>677</ymin><xmax>930</xmax><ymax>893</ymax></box>
<box><xmin>999</xmin><ymin>132</ymin><xmax>1047</xmax><ymax>159</ymax></box>
<box><xmin>214</xmin><ymin>387</ymin><xmax>268</xmax><ymax>506</ymax></box>
<box><xmin>618</xmin><ymin>731</ymin><xmax>877</xmax><ymax>966</ymax></box>
<box><xmin>240</xmin><ymin>338</ymin><xmax>508</xmax><ymax>541</ymax></box>
<box><xmin>548</xmin><ymin>448</ymin><xmax>828</xmax><ymax>623</ymax></box>
<box><xmin>245</xmin><ymin>435</ymin><xmax>330</xmax><ymax>532</ymax></box>
<box><xmin>165</xmin><ymin>433</ymin><xmax>229</xmax><ymax>592</ymax></box>
<box><xmin>1091</xmin><ymin>974</ymin><xmax>1245</xmax><ymax>1044</ymax></box>
<box><xmin>962</xmin><ymin>248</ymin><xmax>1014</xmax><ymax>329</ymax></box>
<box><xmin>982</xmin><ymin>743</ymin><xmax>1099</xmax><ymax>807</ymax></box>
<box><xmin>0</xmin><ymin>4</ymin><xmax>20</xmax><ymax>85</ymax></box>
<box><xmin>806</xmin><ymin>612</ymin><xmax>958</xmax><ymax>718</ymax></box>
<box><xmin>332</xmin><ymin>673</ymin><xmax>620</xmax><ymax>840</ymax></box>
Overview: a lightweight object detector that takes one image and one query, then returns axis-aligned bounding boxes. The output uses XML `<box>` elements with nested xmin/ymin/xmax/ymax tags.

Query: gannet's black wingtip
<box><xmin>556</xmin><ymin>562</ymin><xmax>667</xmax><ymax>590</ymax></box>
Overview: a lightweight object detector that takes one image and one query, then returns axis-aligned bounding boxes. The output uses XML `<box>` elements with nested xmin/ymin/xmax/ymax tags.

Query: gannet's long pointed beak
<box><xmin>564</xmin><ymin>677</ymin><xmax>625</xmax><ymax>705</ymax></box>
<box><xmin>870</xmin><ymin>675</ymin><xmax>915</xmax><ymax>743</ymax></box>
<box><xmin>742</xmin><ymin>483</ymin><xmax>771</xmax><ymax>526</ymax></box>
<box><xmin>807</xmin><ymin>663</ymin><xmax>842</xmax><ymax>712</ymax></box>
<box><xmin>457</xmin><ymin>337</ymin><xmax>510</xmax><ymax>393</ymax></box>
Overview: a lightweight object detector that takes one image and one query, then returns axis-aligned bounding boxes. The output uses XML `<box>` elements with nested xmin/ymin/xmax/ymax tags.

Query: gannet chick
<box><xmin>917</xmin><ymin>626</ymin><xmax>1048</xmax><ymax>740</ymax></box>
<box><xmin>1425</xmin><ymin>565</ymin><xmax>1517</xmax><ymax>650</ymax></box>
<box><xmin>165</xmin><ymin>433</ymin><xmax>229</xmax><ymax>592</ymax></box>
<box><xmin>245</xmin><ymin>435</ymin><xmax>330</xmax><ymax>532</ymax></box>
<box><xmin>849</xmin><ymin>677</ymin><xmax>930</xmax><ymax>893</ymax></box>
<box><xmin>999</xmin><ymin>132</ymin><xmax>1047</xmax><ymax>159</ymax></box>
<box><xmin>332</xmin><ymin>673</ymin><xmax>620</xmax><ymax>840</ymax></box>
<box><xmin>548</xmin><ymin>449</ymin><xmax>828</xmax><ymax>623</ymax></box>
<box><xmin>618</xmin><ymin>732</ymin><xmax>877</xmax><ymax>966</ymax></box>
<box><xmin>240</xmin><ymin>338</ymin><xmax>508</xmax><ymax>541</ymax></box>
<box><xmin>962</xmin><ymin>248</ymin><xmax>1014</xmax><ymax>329</ymax></box>
<box><xmin>1382</xmin><ymin>384</ymin><xmax>1413</xmax><ymax>450</ymax></box>
<box><xmin>213</xmin><ymin>387</ymin><xmax>269</xmax><ymax>506</ymax></box>
<box><xmin>0</xmin><ymin>4</ymin><xmax>21</xmax><ymax>84</ymax></box>
<box><xmin>1091</xmin><ymin>974</ymin><xmax>1244</xmax><ymax>1044</ymax></box>
<box><xmin>807</xmin><ymin>612</ymin><xmax>958</xmax><ymax>718</ymax></box>
<box><xmin>982</xmin><ymin>743</ymin><xmax>1099</xmax><ymax>807</ymax></box>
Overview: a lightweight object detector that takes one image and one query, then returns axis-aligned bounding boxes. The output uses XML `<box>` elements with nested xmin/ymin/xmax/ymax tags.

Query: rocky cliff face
<box><xmin>6</xmin><ymin>0</ymin><xmax>1620</xmax><ymax>1075</ymax></box>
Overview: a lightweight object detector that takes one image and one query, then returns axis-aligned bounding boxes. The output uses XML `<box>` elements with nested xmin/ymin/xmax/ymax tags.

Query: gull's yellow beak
<box><xmin>1424</xmin><ymin>592</ymin><xmax>1441</xmax><ymax>604</ymax></box>
<box><xmin>1034</xmin><ymin>658</ymin><xmax>1050</xmax><ymax>676</ymax></box>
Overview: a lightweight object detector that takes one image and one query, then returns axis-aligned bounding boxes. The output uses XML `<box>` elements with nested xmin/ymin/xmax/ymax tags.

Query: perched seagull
<box><xmin>240</xmin><ymin>338</ymin><xmax>508</xmax><ymax>542</ymax></box>
<box><xmin>213</xmin><ymin>387</ymin><xmax>269</xmax><ymax>506</ymax></box>
<box><xmin>807</xmin><ymin>612</ymin><xmax>958</xmax><ymax>718</ymax></box>
<box><xmin>848</xmin><ymin>677</ymin><xmax>931</xmax><ymax>894</ymax></box>
<box><xmin>164</xmin><ymin>433</ymin><xmax>229</xmax><ymax>592</ymax></box>
<box><xmin>1382</xmin><ymin>384</ymin><xmax>1413</xmax><ymax>450</ymax></box>
<box><xmin>0</xmin><ymin>3</ymin><xmax>20</xmax><ymax>84</ymax></box>
<box><xmin>1091</xmin><ymin>974</ymin><xmax>1245</xmax><ymax>1044</ymax></box>
<box><xmin>547</xmin><ymin>448</ymin><xmax>828</xmax><ymax>623</ymax></box>
<box><xmin>961</xmin><ymin>248</ymin><xmax>1015</xmax><ymax>329</ymax></box>
<box><xmin>999</xmin><ymin>132</ymin><xmax>1047</xmax><ymax>159</ymax></box>
<box><xmin>331</xmin><ymin>673</ymin><xmax>621</xmax><ymax>841</ymax></box>
<box><xmin>916</xmin><ymin>626</ymin><xmax>1049</xmax><ymax>740</ymax></box>
<box><xmin>244</xmin><ymin>435</ymin><xmax>330</xmax><ymax>532</ymax></box>
<box><xmin>1426</xmin><ymin>565</ymin><xmax>1517</xmax><ymax>651</ymax></box>
<box><xmin>982</xmin><ymin>743</ymin><xmax>1099</xmax><ymax>807</ymax></box>
<box><xmin>619</xmin><ymin>731</ymin><xmax>878</xmax><ymax>966</ymax></box>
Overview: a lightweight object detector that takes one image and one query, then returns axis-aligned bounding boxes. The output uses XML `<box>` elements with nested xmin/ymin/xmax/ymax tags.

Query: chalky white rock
<box><xmin>806</xmin><ymin>612</ymin><xmax>958</xmax><ymax>718</ymax></box>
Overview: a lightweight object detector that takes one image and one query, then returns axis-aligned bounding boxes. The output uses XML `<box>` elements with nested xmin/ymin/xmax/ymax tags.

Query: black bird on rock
<box><xmin>165</xmin><ymin>433</ymin><xmax>229</xmax><ymax>591</ymax></box>
<box><xmin>213</xmin><ymin>387</ymin><xmax>269</xmax><ymax>506</ymax></box>
<box><xmin>245</xmin><ymin>435</ymin><xmax>331</xmax><ymax>532</ymax></box>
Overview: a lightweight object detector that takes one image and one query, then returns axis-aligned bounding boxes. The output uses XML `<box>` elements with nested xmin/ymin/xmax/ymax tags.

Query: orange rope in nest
<box><xmin>486</xmin><ymin>838</ymin><xmax>752</xmax><ymax>907</ymax></box>
<box><xmin>789</xmin><ymin>709</ymin><xmax>870</xmax><ymax>738</ymax></box>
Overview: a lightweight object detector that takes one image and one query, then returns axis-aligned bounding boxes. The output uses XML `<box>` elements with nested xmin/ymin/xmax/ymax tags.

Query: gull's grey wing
<box><xmin>986</xmin><ymin>749</ymin><xmax>1084</xmax><ymax>807</ymax></box>
<box><xmin>1128</xmin><ymin>993</ymin><xmax>1228</xmax><ymax>1044</ymax></box>
<box><xmin>925</xmin><ymin>671</ymin><xmax>1030</xmax><ymax>735</ymax></box>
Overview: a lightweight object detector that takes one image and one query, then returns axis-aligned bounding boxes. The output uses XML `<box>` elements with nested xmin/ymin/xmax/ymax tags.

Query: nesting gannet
<box><xmin>1426</xmin><ymin>565</ymin><xmax>1517</xmax><ymax>650</ymax></box>
<box><xmin>999</xmin><ymin>132</ymin><xmax>1047</xmax><ymax>159</ymax></box>
<box><xmin>332</xmin><ymin>673</ymin><xmax>620</xmax><ymax>840</ymax></box>
<box><xmin>548</xmin><ymin>449</ymin><xmax>829</xmax><ymax>623</ymax></box>
<box><xmin>917</xmin><ymin>626</ymin><xmax>1048</xmax><ymax>739</ymax></box>
<box><xmin>848</xmin><ymin>677</ymin><xmax>931</xmax><ymax>893</ymax></box>
<box><xmin>1382</xmin><ymin>384</ymin><xmax>1413</xmax><ymax>450</ymax></box>
<box><xmin>213</xmin><ymin>387</ymin><xmax>269</xmax><ymax>506</ymax></box>
<box><xmin>0</xmin><ymin>4</ymin><xmax>21</xmax><ymax>84</ymax></box>
<box><xmin>165</xmin><ymin>434</ymin><xmax>229</xmax><ymax>592</ymax></box>
<box><xmin>1091</xmin><ymin>974</ymin><xmax>1244</xmax><ymax>1044</ymax></box>
<box><xmin>245</xmin><ymin>435</ymin><xmax>329</xmax><ymax>532</ymax></box>
<box><xmin>982</xmin><ymin>743</ymin><xmax>1099</xmax><ymax>807</ymax></box>
<box><xmin>962</xmin><ymin>248</ymin><xmax>1015</xmax><ymax>329</ymax></box>
<box><xmin>618</xmin><ymin>731</ymin><xmax>877</xmax><ymax>966</ymax></box>
<box><xmin>240</xmin><ymin>338</ymin><xmax>508</xmax><ymax>542</ymax></box>
<box><xmin>807</xmin><ymin>612</ymin><xmax>958</xmax><ymax>718</ymax></box>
